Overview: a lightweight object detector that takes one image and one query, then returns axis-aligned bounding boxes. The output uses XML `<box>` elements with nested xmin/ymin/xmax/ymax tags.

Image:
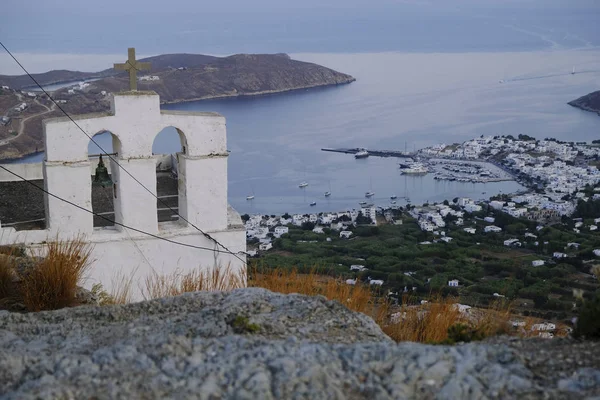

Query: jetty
<box><xmin>321</xmin><ymin>148</ymin><xmax>415</xmax><ymax>158</ymax></box>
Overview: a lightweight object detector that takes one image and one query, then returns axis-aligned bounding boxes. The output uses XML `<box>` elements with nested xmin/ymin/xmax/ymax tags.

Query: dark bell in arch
<box><xmin>93</xmin><ymin>154</ymin><xmax>113</xmax><ymax>188</ymax></box>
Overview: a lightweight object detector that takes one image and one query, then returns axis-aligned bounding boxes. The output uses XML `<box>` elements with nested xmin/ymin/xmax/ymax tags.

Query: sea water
<box><xmin>9</xmin><ymin>49</ymin><xmax>600</xmax><ymax>214</ymax></box>
<box><xmin>4</xmin><ymin>1</ymin><xmax>600</xmax><ymax>214</ymax></box>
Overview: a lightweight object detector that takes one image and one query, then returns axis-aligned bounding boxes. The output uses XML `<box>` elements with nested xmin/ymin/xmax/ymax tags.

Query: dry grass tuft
<box><xmin>20</xmin><ymin>238</ymin><xmax>93</xmax><ymax>312</ymax></box>
<box><xmin>248</xmin><ymin>266</ymin><xmax>379</xmax><ymax>314</ymax></box>
<box><xmin>249</xmin><ymin>266</ymin><xmax>523</xmax><ymax>343</ymax></box>
<box><xmin>380</xmin><ymin>295</ymin><xmax>464</xmax><ymax>343</ymax></box>
<box><xmin>142</xmin><ymin>264</ymin><xmax>246</xmax><ymax>300</ymax></box>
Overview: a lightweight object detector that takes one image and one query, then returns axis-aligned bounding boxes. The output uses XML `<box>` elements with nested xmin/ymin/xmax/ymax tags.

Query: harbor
<box><xmin>320</xmin><ymin>147</ymin><xmax>515</xmax><ymax>183</ymax></box>
<box><xmin>237</xmin><ymin>151</ymin><xmax>524</xmax><ymax>215</ymax></box>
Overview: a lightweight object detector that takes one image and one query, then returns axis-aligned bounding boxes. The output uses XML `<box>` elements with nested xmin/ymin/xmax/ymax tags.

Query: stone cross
<box><xmin>114</xmin><ymin>48</ymin><xmax>151</xmax><ymax>91</ymax></box>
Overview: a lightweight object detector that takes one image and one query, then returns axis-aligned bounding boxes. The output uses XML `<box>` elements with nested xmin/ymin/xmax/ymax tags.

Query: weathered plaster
<box><xmin>0</xmin><ymin>91</ymin><xmax>245</xmax><ymax>300</ymax></box>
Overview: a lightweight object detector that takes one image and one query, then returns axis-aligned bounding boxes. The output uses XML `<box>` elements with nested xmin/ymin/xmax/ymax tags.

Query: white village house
<box><xmin>0</xmin><ymin>49</ymin><xmax>246</xmax><ymax>299</ymax></box>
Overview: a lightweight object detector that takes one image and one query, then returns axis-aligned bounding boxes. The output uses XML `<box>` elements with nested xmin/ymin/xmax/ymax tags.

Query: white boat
<box><xmin>390</xmin><ymin>200</ymin><xmax>397</xmax><ymax>204</ymax></box>
<box><xmin>390</xmin><ymin>195</ymin><xmax>397</xmax><ymax>200</ymax></box>
<box><xmin>355</xmin><ymin>149</ymin><xmax>369</xmax><ymax>159</ymax></box>
<box><xmin>572</xmin><ymin>66</ymin><xmax>576</xmax><ymax>75</ymax></box>
<box><xmin>324</xmin><ymin>181</ymin><xmax>332</xmax><ymax>197</ymax></box>
<box><xmin>299</xmin><ymin>181</ymin><xmax>308</xmax><ymax>188</ymax></box>
<box><xmin>400</xmin><ymin>162</ymin><xmax>428</xmax><ymax>175</ymax></box>
<box><xmin>310</xmin><ymin>201</ymin><xmax>317</xmax><ymax>206</ymax></box>
<box><xmin>365</xmin><ymin>191</ymin><xmax>375</xmax><ymax>198</ymax></box>
<box><xmin>359</xmin><ymin>201</ymin><xmax>368</xmax><ymax>206</ymax></box>
<box><xmin>246</xmin><ymin>195</ymin><xmax>255</xmax><ymax>200</ymax></box>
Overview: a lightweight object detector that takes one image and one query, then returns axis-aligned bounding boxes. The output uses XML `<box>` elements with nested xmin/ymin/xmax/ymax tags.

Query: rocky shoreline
<box><xmin>568</xmin><ymin>90</ymin><xmax>600</xmax><ymax>116</ymax></box>
<box><xmin>1</xmin><ymin>288</ymin><xmax>598</xmax><ymax>399</ymax></box>
<box><xmin>158</xmin><ymin>80</ymin><xmax>355</xmax><ymax>105</ymax></box>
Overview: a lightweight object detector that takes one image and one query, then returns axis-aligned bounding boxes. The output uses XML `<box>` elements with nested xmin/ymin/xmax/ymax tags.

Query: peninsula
<box><xmin>568</xmin><ymin>89</ymin><xmax>600</xmax><ymax>116</ymax></box>
<box><xmin>0</xmin><ymin>53</ymin><xmax>355</xmax><ymax>160</ymax></box>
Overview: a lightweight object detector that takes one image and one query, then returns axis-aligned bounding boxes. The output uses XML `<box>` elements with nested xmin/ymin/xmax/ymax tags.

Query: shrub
<box><xmin>574</xmin><ymin>292</ymin><xmax>600</xmax><ymax>339</ymax></box>
<box><xmin>230</xmin><ymin>315</ymin><xmax>260</xmax><ymax>334</ymax></box>
<box><xmin>444</xmin><ymin>323</ymin><xmax>485</xmax><ymax>344</ymax></box>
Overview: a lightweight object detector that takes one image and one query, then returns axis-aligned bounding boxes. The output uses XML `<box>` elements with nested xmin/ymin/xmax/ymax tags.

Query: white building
<box><xmin>448</xmin><ymin>279</ymin><xmax>459</xmax><ymax>287</ymax></box>
<box><xmin>273</xmin><ymin>226</ymin><xmax>289</xmax><ymax>238</ymax></box>
<box><xmin>0</xmin><ymin>85</ymin><xmax>246</xmax><ymax>300</ymax></box>
<box><xmin>14</xmin><ymin>102</ymin><xmax>27</xmax><ymax>112</ymax></box>
<box><xmin>504</xmin><ymin>238</ymin><xmax>520</xmax><ymax>247</ymax></box>
<box><xmin>484</xmin><ymin>225</ymin><xmax>502</xmax><ymax>233</ymax></box>
<box><xmin>259</xmin><ymin>242</ymin><xmax>273</xmax><ymax>251</ymax></box>
<box><xmin>360</xmin><ymin>206</ymin><xmax>377</xmax><ymax>225</ymax></box>
<box><xmin>489</xmin><ymin>200</ymin><xmax>505</xmax><ymax>210</ymax></box>
<box><xmin>484</xmin><ymin>216</ymin><xmax>495</xmax><ymax>223</ymax></box>
<box><xmin>531</xmin><ymin>322</ymin><xmax>556</xmax><ymax>331</ymax></box>
<box><xmin>340</xmin><ymin>230</ymin><xmax>353</xmax><ymax>239</ymax></box>
<box><xmin>464</xmin><ymin>227</ymin><xmax>476</xmax><ymax>234</ymax></box>
<box><xmin>594</xmin><ymin>249</ymin><xmax>600</xmax><ymax>257</ymax></box>
<box><xmin>464</xmin><ymin>203</ymin><xmax>482</xmax><ymax>213</ymax></box>
<box><xmin>553</xmin><ymin>252</ymin><xmax>568</xmax><ymax>259</ymax></box>
<box><xmin>139</xmin><ymin>75</ymin><xmax>160</xmax><ymax>81</ymax></box>
<box><xmin>531</xmin><ymin>260</ymin><xmax>545</xmax><ymax>267</ymax></box>
<box><xmin>350</xmin><ymin>265</ymin><xmax>367</xmax><ymax>272</ymax></box>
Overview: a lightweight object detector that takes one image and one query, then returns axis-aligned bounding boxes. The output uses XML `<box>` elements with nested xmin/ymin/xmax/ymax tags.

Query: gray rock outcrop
<box><xmin>0</xmin><ymin>288</ymin><xmax>599</xmax><ymax>399</ymax></box>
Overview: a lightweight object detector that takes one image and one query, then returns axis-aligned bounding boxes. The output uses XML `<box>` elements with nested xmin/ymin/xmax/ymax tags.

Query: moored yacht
<box><xmin>365</xmin><ymin>191</ymin><xmax>375</xmax><ymax>198</ymax></box>
<box><xmin>324</xmin><ymin>191</ymin><xmax>331</xmax><ymax>197</ymax></box>
<box><xmin>246</xmin><ymin>195</ymin><xmax>255</xmax><ymax>200</ymax></box>
<box><xmin>299</xmin><ymin>181</ymin><xmax>309</xmax><ymax>188</ymax></box>
<box><xmin>390</xmin><ymin>195</ymin><xmax>397</xmax><ymax>200</ymax></box>
<box><xmin>310</xmin><ymin>201</ymin><xmax>317</xmax><ymax>206</ymax></box>
<box><xmin>400</xmin><ymin>162</ymin><xmax>428</xmax><ymax>175</ymax></box>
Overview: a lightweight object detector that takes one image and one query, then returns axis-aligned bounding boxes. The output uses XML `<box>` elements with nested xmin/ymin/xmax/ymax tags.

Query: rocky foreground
<box><xmin>0</xmin><ymin>288</ymin><xmax>599</xmax><ymax>399</ymax></box>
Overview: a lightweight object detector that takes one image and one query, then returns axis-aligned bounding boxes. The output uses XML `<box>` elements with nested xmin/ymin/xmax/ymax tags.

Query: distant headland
<box><xmin>0</xmin><ymin>53</ymin><xmax>355</xmax><ymax>160</ymax></box>
<box><xmin>568</xmin><ymin>90</ymin><xmax>600</xmax><ymax>116</ymax></box>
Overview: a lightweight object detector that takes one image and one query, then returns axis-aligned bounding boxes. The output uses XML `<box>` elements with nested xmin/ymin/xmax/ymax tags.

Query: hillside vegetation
<box><xmin>0</xmin><ymin>53</ymin><xmax>355</xmax><ymax>160</ymax></box>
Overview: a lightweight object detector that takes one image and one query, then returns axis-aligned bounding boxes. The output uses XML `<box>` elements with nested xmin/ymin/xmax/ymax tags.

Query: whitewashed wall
<box><xmin>0</xmin><ymin>91</ymin><xmax>246</xmax><ymax>300</ymax></box>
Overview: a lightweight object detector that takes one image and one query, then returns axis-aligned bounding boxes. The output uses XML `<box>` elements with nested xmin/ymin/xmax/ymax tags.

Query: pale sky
<box><xmin>1</xmin><ymin>0</ymin><xmax>598</xmax><ymax>74</ymax></box>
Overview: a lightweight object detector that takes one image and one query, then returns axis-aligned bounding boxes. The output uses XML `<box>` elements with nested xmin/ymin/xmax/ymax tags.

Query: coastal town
<box><xmin>246</xmin><ymin>135</ymin><xmax>600</xmax><ymax>336</ymax></box>
<box><xmin>249</xmin><ymin>135</ymin><xmax>600</xmax><ymax>248</ymax></box>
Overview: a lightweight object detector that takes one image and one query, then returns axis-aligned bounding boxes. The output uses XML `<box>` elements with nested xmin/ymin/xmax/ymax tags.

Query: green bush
<box><xmin>574</xmin><ymin>292</ymin><xmax>600</xmax><ymax>339</ymax></box>
<box><xmin>443</xmin><ymin>323</ymin><xmax>485</xmax><ymax>344</ymax></box>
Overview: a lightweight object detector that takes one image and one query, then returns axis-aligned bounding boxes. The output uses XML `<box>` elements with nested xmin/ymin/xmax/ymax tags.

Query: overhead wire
<box><xmin>0</xmin><ymin>164</ymin><xmax>245</xmax><ymax>256</ymax></box>
<box><xmin>0</xmin><ymin>41</ymin><xmax>247</xmax><ymax>263</ymax></box>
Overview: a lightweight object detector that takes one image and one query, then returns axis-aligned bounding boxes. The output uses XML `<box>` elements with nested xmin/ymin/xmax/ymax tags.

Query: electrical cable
<box><xmin>0</xmin><ymin>41</ymin><xmax>247</xmax><ymax>263</ymax></box>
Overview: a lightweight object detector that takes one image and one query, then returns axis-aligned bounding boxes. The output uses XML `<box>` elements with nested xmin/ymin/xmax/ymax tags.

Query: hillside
<box><xmin>568</xmin><ymin>90</ymin><xmax>600</xmax><ymax>116</ymax></box>
<box><xmin>0</xmin><ymin>53</ymin><xmax>221</xmax><ymax>90</ymax></box>
<box><xmin>0</xmin><ymin>53</ymin><xmax>355</xmax><ymax>160</ymax></box>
